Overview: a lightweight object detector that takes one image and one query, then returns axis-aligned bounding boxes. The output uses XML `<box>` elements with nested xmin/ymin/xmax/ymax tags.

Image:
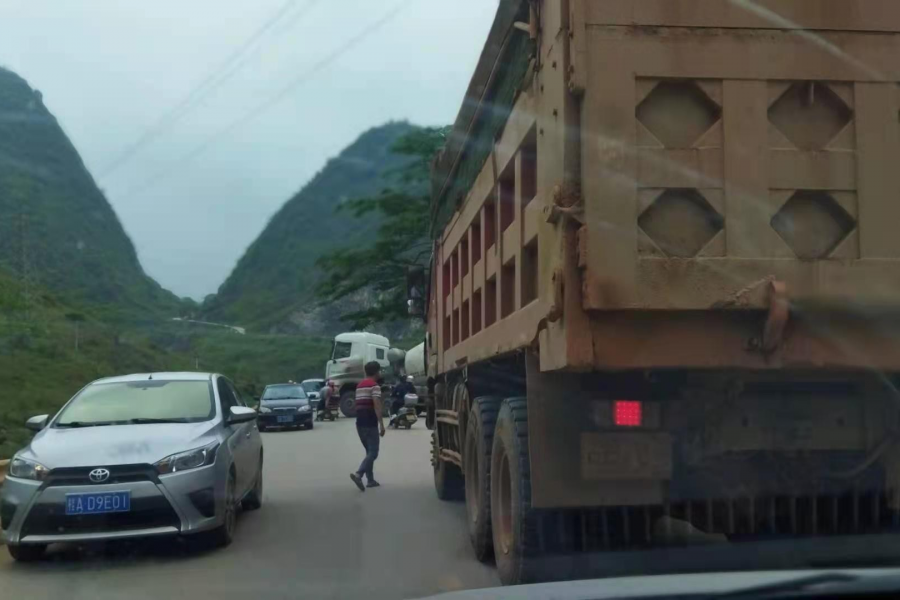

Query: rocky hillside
<box><xmin>0</xmin><ymin>67</ymin><xmax>180</xmax><ymax>315</ymax></box>
<box><xmin>203</xmin><ymin>121</ymin><xmax>418</xmax><ymax>333</ymax></box>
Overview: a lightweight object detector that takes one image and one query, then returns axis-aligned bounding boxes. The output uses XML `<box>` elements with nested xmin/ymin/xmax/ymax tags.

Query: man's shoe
<box><xmin>350</xmin><ymin>473</ymin><xmax>365</xmax><ymax>492</ymax></box>
<box><xmin>366</xmin><ymin>480</ymin><xmax>381</xmax><ymax>488</ymax></box>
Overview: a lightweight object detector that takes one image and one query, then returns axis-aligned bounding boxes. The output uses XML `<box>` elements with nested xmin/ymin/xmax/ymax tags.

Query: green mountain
<box><xmin>204</xmin><ymin>121</ymin><xmax>418</xmax><ymax>333</ymax></box>
<box><xmin>0</xmin><ymin>67</ymin><xmax>180</xmax><ymax>315</ymax></box>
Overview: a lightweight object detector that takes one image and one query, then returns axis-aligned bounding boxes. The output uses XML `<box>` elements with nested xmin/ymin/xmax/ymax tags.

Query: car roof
<box><xmin>92</xmin><ymin>372</ymin><xmax>215</xmax><ymax>385</ymax></box>
<box><xmin>265</xmin><ymin>382</ymin><xmax>302</xmax><ymax>387</ymax></box>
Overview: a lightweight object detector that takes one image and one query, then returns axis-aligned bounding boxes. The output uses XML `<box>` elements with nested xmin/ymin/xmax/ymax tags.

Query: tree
<box><xmin>316</xmin><ymin>126</ymin><xmax>448</xmax><ymax>329</ymax></box>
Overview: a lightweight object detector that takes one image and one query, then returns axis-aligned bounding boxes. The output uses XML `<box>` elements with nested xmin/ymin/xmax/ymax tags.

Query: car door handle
<box><xmin>245</xmin><ymin>431</ymin><xmax>252</xmax><ymax>439</ymax></box>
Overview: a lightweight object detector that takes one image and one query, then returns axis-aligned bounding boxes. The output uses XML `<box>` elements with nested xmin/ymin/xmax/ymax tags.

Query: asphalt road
<box><xmin>0</xmin><ymin>418</ymin><xmax>499</xmax><ymax>600</ymax></box>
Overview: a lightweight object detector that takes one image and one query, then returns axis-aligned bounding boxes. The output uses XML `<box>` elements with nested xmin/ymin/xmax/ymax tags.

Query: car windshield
<box><xmin>301</xmin><ymin>381</ymin><xmax>323</xmax><ymax>393</ymax></box>
<box><xmin>6</xmin><ymin>0</ymin><xmax>900</xmax><ymax>596</ymax></box>
<box><xmin>55</xmin><ymin>381</ymin><xmax>214</xmax><ymax>426</ymax></box>
<box><xmin>262</xmin><ymin>385</ymin><xmax>307</xmax><ymax>401</ymax></box>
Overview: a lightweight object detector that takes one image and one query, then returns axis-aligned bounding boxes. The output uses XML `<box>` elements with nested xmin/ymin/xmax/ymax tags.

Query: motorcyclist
<box><xmin>390</xmin><ymin>375</ymin><xmax>416</xmax><ymax>418</ymax></box>
<box><xmin>317</xmin><ymin>380</ymin><xmax>334</xmax><ymax>418</ymax></box>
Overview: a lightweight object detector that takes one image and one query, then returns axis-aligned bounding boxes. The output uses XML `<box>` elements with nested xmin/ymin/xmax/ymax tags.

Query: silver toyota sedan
<box><xmin>0</xmin><ymin>372</ymin><xmax>263</xmax><ymax>562</ymax></box>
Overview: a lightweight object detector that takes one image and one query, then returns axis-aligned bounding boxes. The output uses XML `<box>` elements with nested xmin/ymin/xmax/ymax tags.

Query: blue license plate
<box><xmin>277</xmin><ymin>415</ymin><xmax>294</xmax><ymax>423</ymax></box>
<box><xmin>66</xmin><ymin>491</ymin><xmax>131</xmax><ymax>515</ymax></box>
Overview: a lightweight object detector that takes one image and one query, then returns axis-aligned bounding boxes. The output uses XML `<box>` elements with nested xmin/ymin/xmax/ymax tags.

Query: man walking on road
<box><xmin>350</xmin><ymin>361</ymin><xmax>386</xmax><ymax>491</ymax></box>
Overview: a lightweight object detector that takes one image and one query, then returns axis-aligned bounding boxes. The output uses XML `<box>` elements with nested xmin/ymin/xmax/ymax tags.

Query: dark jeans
<box><xmin>356</xmin><ymin>425</ymin><xmax>380</xmax><ymax>482</ymax></box>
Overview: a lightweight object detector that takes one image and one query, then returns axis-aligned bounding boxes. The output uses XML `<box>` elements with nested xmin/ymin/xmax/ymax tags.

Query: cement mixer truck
<box><xmin>325</xmin><ymin>331</ymin><xmax>427</xmax><ymax>417</ymax></box>
<box><xmin>324</xmin><ymin>332</ymin><xmax>392</xmax><ymax>417</ymax></box>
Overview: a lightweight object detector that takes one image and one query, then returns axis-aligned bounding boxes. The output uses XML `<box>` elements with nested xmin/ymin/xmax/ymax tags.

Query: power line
<box><xmin>118</xmin><ymin>0</ymin><xmax>415</xmax><ymax>201</ymax></box>
<box><xmin>99</xmin><ymin>0</ymin><xmax>318</xmax><ymax>179</ymax></box>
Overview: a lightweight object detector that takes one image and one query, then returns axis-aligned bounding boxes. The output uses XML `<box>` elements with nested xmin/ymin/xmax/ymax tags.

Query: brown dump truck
<box><xmin>414</xmin><ymin>0</ymin><xmax>900</xmax><ymax>586</ymax></box>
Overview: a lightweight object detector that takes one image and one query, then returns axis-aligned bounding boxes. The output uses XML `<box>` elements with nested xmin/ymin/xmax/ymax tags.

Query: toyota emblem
<box><xmin>88</xmin><ymin>468</ymin><xmax>110</xmax><ymax>483</ymax></box>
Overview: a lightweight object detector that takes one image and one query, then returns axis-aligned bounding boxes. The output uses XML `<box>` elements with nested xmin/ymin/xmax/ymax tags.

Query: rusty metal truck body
<box><xmin>424</xmin><ymin>0</ymin><xmax>900</xmax><ymax>586</ymax></box>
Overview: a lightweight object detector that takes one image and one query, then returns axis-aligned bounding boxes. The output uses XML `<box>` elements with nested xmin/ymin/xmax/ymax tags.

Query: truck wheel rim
<box><xmin>497</xmin><ymin>449</ymin><xmax>513</xmax><ymax>554</ymax></box>
<box><xmin>465</xmin><ymin>434</ymin><xmax>479</xmax><ymax>524</ymax></box>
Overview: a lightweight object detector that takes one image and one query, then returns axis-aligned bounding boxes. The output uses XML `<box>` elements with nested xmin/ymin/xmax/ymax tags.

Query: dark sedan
<box><xmin>257</xmin><ymin>384</ymin><xmax>313</xmax><ymax>431</ymax></box>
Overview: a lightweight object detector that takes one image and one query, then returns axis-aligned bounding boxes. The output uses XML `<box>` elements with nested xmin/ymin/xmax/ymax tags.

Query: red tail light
<box><xmin>614</xmin><ymin>400</ymin><xmax>642</xmax><ymax>427</ymax></box>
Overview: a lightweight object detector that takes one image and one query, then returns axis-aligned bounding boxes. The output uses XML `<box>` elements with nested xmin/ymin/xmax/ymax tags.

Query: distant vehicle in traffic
<box><xmin>1</xmin><ymin>372</ymin><xmax>264</xmax><ymax>562</ymax></box>
<box><xmin>257</xmin><ymin>383</ymin><xmax>313</xmax><ymax>431</ymax></box>
<box><xmin>300</xmin><ymin>378</ymin><xmax>325</xmax><ymax>408</ymax></box>
<box><xmin>325</xmin><ymin>332</ymin><xmax>395</xmax><ymax>417</ymax></box>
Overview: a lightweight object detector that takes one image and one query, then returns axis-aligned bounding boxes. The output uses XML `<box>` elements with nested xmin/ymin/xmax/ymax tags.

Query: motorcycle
<box><xmin>316</xmin><ymin>396</ymin><xmax>339</xmax><ymax>421</ymax></box>
<box><xmin>390</xmin><ymin>393</ymin><xmax>419</xmax><ymax>429</ymax></box>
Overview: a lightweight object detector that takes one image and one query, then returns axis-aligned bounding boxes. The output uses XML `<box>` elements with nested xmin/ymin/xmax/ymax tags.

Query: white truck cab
<box><xmin>325</xmin><ymin>332</ymin><xmax>392</xmax><ymax>416</ymax></box>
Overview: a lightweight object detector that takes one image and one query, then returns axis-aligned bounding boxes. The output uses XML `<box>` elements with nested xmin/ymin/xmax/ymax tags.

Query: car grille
<box><xmin>44</xmin><ymin>464</ymin><xmax>159</xmax><ymax>487</ymax></box>
<box><xmin>21</xmin><ymin>495</ymin><xmax>180</xmax><ymax>536</ymax></box>
<box><xmin>273</xmin><ymin>407</ymin><xmax>297</xmax><ymax>413</ymax></box>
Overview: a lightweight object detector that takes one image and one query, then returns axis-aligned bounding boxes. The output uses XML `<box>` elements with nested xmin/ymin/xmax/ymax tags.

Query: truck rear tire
<box><xmin>491</xmin><ymin>397</ymin><xmax>540</xmax><ymax>585</ymax></box>
<box><xmin>339</xmin><ymin>390</ymin><xmax>356</xmax><ymax>418</ymax></box>
<box><xmin>464</xmin><ymin>396</ymin><xmax>502</xmax><ymax>562</ymax></box>
<box><xmin>433</xmin><ymin>430</ymin><xmax>464</xmax><ymax>500</ymax></box>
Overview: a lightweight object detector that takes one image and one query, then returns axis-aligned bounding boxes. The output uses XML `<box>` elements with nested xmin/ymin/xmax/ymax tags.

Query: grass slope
<box><xmin>0</xmin><ymin>270</ymin><xmax>334</xmax><ymax>458</ymax></box>
<box><xmin>0</xmin><ymin>270</ymin><xmax>190</xmax><ymax>457</ymax></box>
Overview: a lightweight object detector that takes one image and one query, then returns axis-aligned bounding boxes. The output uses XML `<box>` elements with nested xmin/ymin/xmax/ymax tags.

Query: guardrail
<box><xmin>0</xmin><ymin>459</ymin><xmax>9</xmax><ymax>486</ymax></box>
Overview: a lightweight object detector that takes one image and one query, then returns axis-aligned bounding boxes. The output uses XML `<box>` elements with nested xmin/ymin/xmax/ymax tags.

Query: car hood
<box><xmin>261</xmin><ymin>399</ymin><xmax>309</xmax><ymax>409</ymax></box>
<box><xmin>22</xmin><ymin>422</ymin><xmax>219</xmax><ymax>468</ymax></box>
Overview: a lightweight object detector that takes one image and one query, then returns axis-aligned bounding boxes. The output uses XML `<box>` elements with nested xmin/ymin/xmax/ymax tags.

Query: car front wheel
<box><xmin>242</xmin><ymin>457</ymin><xmax>263</xmax><ymax>511</ymax></box>
<box><xmin>208</xmin><ymin>471</ymin><xmax>237</xmax><ymax>547</ymax></box>
<box><xmin>8</xmin><ymin>544</ymin><xmax>46</xmax><ymax>562</ymax></box>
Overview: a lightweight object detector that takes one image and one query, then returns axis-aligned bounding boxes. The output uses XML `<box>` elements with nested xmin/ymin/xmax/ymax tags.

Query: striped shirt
<box><xmin>355</xmin><ymin>378</ymin><xmax>382</xmax><ymax>428</ymax></box>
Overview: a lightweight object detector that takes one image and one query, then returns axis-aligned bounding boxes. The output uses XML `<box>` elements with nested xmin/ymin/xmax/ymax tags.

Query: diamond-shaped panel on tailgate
<box><xmin>638</xmin><ymin>189</ymin><xmax>724</xmax><ymax>258</ymax></box>
<box><xmin>769</xmin><ymin>82</ymin><xmax>852</xmax><ymax>150</ymax></box>
<box><xmin>770</xmin><ymin>191</ymin><xmax>855</xmax><ymax>259</ymax></box>
<box><xmin>636</xmin><ymin>81</ymin><xmax>721</xmax><ymax>148</ymax></box>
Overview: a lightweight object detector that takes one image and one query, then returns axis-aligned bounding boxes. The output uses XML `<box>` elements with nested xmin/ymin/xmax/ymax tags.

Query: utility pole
<box><xmin>17</xmin><ymin>210</ymin><xmax>33</xmax><ymax>322</ymax></box>
<box><xmin>65</xmin><ymin>313</ymin><xmax>85</xmax><ymax>354</ymax></box>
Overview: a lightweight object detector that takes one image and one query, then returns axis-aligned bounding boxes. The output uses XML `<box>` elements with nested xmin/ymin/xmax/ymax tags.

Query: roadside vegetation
<box><xmin>0</xmin><ymin>270</ymin><xmax>333</xmax><ymax>458</ymax></box>
<box><xmin>316</xmin><ymin>126</ymin><xmax>446</xmax><ymax>329</ymax></box>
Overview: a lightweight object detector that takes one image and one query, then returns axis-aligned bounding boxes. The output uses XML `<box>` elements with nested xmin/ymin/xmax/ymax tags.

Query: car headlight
<box><xmin>9</xmin><ymin>456</ymin><xmax>49</xmax><ymax>481</ymax></box>
<box><xmin>299</xmin><ymin>405</ymin><xmax>311</xmax><ymax>412</ymax></box>
<box><xmin>258</xmin><ymin>406</ymin><xmax>272</xmax><ymax>414</ymax></box>
<box><xmin>155</xmin><ymin>442</ymin><xmax>219</xmax><ymax>474</ymax></box>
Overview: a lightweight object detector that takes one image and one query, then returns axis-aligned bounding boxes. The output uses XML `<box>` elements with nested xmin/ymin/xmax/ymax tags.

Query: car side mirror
<box><xmin>26</xmin><ymin>414</ymin><xmax>49</xmax><ymax>432</ymax></box>
<box><xmin>228</xmin><ymin>406</ymin><xmax>257</xmax><ymax>424</ymax></box>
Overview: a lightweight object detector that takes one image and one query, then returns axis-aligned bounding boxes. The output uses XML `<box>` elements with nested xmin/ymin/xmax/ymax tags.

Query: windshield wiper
<box><xmin>128</xmin><ymin>418</ymin><xmax>191</xmax><ymax>424</ymax></box>
<box><xmin>55</xmin><ymin>421</ymin><xmax>117</xmax><ymax>428</ymax></box>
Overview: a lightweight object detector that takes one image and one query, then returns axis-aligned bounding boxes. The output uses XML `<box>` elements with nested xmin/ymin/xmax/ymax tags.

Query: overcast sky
<box><xmin>0</xmin><ymin>0</ymin><xmax>497</xmax><ymax>299</ymax></box>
